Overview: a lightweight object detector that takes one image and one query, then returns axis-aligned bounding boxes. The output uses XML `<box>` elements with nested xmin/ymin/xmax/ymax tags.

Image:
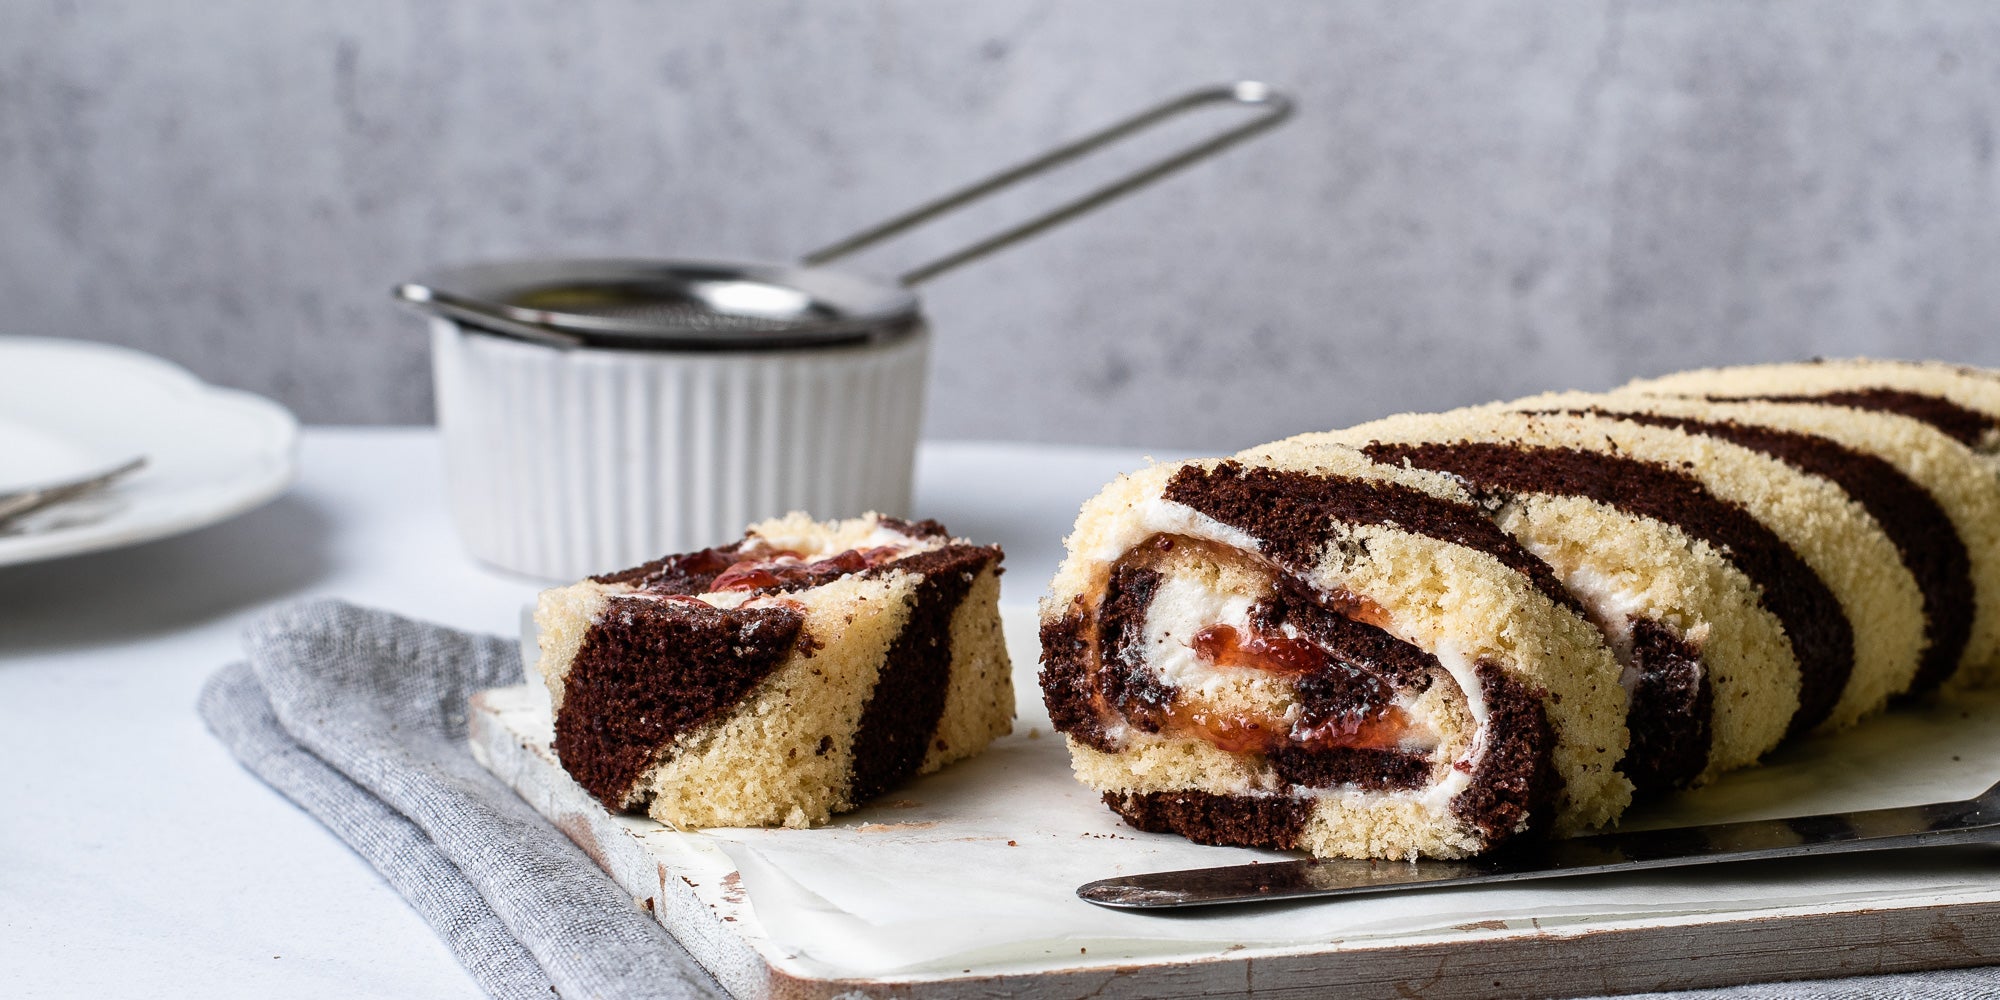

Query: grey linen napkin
<box><xmin>201</xmin><ymin>598</ymin><xmax>1997</xmax><ymax>1000</ymax></box>
<box><xmin>198</xmin><ymin>598</ymin><xmax>725</xmax><ymax>1000</ymax></box>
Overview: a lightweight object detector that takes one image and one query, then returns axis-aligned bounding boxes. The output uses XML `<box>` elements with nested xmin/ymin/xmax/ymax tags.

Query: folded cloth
<box><xmin>198</xmin><ymin>598</ymin><xmax>724</xmax><ymax>1000</ymax></box>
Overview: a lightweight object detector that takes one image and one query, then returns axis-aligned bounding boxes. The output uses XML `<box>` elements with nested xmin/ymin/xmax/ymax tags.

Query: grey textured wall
<box><xmin>5</xmin><ymin>2</ymin><xmax>1999</xmax><ymax>449</ymax></box>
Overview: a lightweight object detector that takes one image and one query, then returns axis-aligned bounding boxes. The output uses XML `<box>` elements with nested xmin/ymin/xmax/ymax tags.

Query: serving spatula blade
<box><xmin>1079</xmin><ymin>781</ymin><xmax>2000</xmax><ymax>910</ymax></box>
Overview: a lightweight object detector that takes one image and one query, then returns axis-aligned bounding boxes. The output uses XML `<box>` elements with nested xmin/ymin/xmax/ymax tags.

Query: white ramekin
<box><xmin>429</xmin><ymin>318</ymin><xmax>928</xmax><ymax>580</ymax></box>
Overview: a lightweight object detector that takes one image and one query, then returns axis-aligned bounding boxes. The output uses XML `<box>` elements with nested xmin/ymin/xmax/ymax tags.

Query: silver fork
<box><xmin>0</xmin><ymin>456</ymin><xmax>147</xmax><ymax>530</ymax></box>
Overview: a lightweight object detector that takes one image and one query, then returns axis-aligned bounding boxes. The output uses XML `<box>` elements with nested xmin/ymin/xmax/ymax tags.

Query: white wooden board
<box><xmin>469</xmin><ymin>609</ymin><xmax>2000</xmax><ymax>999</ymax></box>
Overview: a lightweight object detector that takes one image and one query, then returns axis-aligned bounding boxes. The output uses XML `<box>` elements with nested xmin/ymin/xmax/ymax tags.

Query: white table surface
<box><xmin>0</xmin><ymin>428</ymin><xmax>1160</xmax><ymax>1000</ymax></box>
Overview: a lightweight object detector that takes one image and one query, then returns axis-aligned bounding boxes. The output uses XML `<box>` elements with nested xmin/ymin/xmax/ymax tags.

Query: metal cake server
<box><xmin>1078</xmin><ymin>779</ymin><xmax>2000</xmax><ymax>910</ymax></box>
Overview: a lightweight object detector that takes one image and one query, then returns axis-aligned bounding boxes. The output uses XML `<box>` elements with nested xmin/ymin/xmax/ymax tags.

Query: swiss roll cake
<box><xmin>1042</xmin><ymin>359</ymin><xmax>2000</xmax><ymax>859</ymax></box>
<box><xmin>1039</xmin><ymin>445</ymin><xmax>1631</xmax><ymax>860</ymax></box>
<box><xmin>535</xmin><ymin>513</ymin><xmax>1012</xmax><ymax>829</ymax></box>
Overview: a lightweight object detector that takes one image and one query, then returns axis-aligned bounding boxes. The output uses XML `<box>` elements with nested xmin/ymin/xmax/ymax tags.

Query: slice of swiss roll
<box><xmin>1038</xmin><ymin>444</ymin><xmax>1632</xmax><ymax>860</ymax></box>
<box><xmin>535</xmin><ymin>513</ymin><xmax>1011</xmax><ymax>829</ymax></box>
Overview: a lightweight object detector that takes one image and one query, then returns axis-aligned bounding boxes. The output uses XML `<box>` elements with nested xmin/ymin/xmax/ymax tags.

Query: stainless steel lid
<box><xmin>396</xmin><ymin>259</ymin><xmax>921</xmax><ymax>351</ymax></box>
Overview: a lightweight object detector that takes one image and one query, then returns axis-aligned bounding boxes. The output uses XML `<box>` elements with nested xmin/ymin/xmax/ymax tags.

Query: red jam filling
<box><xmin>1161</xmin><ymin>702</ymin><xmax>1286</xmax><ymax>754</ymax></box>
<box><xmin>709</xmin><ymin>544</ymin><xmax>907</xmax><ymax>592</ymax></box>
<box><xmin>1292</xmin><ymin>707</ymin><xmax>1414</xmax><ymax>750</ymax></box>
<box><xmin>710</xmin><ymin>565</ymin><xmax>789</xmax><ymax>591</ymax></box>
<box><xmin>1184</xmin><ymin>623</ymin><xmax>1414</xmax><ymax>753</ymax></box>
<box><xmin>1190</xmin><ymin>623</ymin><xmax>1325</xmax><ymax>676</ymax></box>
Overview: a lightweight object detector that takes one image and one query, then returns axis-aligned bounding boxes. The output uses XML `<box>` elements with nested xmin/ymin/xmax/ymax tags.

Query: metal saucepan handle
<box><xmin>800</xmin><ymin>81</ymin><xmax>1294</xmax><ymax>287</ymax></box>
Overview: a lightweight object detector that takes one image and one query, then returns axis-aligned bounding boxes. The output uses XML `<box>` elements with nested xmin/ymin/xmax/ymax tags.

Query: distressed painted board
<box><xmin>468</xmin><ymin>612</ymin><xmax>2000</xmax><ymax>999</ymax></box>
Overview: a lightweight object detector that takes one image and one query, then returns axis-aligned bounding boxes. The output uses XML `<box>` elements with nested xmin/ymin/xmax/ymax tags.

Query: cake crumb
<box><xmin>858</xmin><ymin>820</ymin><xmax>941</xmax><ymax>832</ymax></box>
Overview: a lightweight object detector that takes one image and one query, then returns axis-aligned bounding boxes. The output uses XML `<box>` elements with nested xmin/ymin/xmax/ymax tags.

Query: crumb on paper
<box><xmin>857</xmin><ymin>820</ymin><xmax>941</xmax><ymax>833</ymax></box>
<box><xmin>1007</xmin><ymin>840</ymin><xmax>1018</xmax><ymax>846</ymax></box>
<box><xmin>1028</xmin><ymin>727</ymin><xmax>1041</xmax><ymax>739</ymax></box>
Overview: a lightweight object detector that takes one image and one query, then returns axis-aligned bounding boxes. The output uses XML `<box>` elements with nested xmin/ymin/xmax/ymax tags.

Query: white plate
<box><xmin>0</xmin><ymin>337</ymin><xmax>298</xmax><ymax>567</ymax></box>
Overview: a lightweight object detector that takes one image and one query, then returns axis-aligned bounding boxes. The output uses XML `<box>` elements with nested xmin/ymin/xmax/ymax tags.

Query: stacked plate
<box><xmin>0</xmin><ymin>337</ymin><xmax>297</xmax><ymax>567</ymax></box>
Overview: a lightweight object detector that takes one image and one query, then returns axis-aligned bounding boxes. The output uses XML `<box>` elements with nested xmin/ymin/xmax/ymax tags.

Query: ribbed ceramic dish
<box><xmin>429</xmin><ymin>319</ymin><xmax>927</xmax><ymax>580</ymax></box>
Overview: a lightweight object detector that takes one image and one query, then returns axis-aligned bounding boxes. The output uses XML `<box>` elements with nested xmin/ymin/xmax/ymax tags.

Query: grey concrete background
<box><xmin>4</xmin><ymin>1</ymin><xmax>1998</xmax><ymax>449</ymax></box>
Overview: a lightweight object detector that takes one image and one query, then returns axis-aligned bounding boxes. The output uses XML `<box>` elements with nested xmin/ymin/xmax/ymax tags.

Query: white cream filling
<box><xmin>1140</xmin><ymin>573</ymin><xmax>1262</xmax><ymax>693</ymax></box>
<box><xmin>749</xmin><ymin>521</ymin><xmax>919</xmax><ymax>558</ymax></box>
<box><xmin>1086</xmin><ymin>494</ymin><xmax>1262</xmax><ymax>565</ymax></box>
<box><xmin>1082</xmin><ymin>490</ymin><xmax>1504</xmax><ymax>816</ymax></box>
<box><xmin>610</xmin><ymin>588</ymin><xmax>757</xmax><ymax>611</ymax></box>
<box><xmin>1417</xmin><ymin>637</ymin><xmax>1485</xmax><ymax>807</ymax></box>
<box><xmin>1511</xmin><ymin>531</ymin><xmax>1653</xmax><ymax>692</ymax></box>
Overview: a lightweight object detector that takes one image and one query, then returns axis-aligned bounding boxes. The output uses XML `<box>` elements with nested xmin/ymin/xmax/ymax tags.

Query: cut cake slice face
<box><xmin>1039</xmin><ymin>446</ymin><xmax>1631</xmax><ymax>860</ymax></box>
<box><xmin>534</xmin><ymin>512</ymin><xmax>1011</xmax><ymax>829</ymax></box>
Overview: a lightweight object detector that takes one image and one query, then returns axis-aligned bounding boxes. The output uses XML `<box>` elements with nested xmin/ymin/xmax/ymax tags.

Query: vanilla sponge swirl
<box><xmin>1620</xmin><ymin>359</ymin><xmax>2000</xmax><ymax>690</ymax></box>
<box><xmin>1623</xmin><ymin>358</ymin><xmax>2000</xmax><ymax>457</ymax></box>
<box><xmin>1042</xmin><ymin>358</ymin><xmax>2000</xmax><ymax>859</ymax></box>
<box><xmin>1591</xmin><ymin>393</ymin><xmax>1993</xmax><ymax>696</ymax></box>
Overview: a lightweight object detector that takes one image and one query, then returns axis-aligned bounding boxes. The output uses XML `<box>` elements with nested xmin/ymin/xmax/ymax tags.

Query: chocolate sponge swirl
<box><xmin>1360</xmin><ymin>438</ymin><xmax>1837</xmax><ymax>788</ymax></box>
<box><xmin>1621</xmin><ymin>363</ymin><xmax>2000</xmax><ymax>693</ymax></box>
<box><xmin>1591</xmin><ymin>408</ymin><xmax>1972</xmax><ymax>700</ymax></box>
